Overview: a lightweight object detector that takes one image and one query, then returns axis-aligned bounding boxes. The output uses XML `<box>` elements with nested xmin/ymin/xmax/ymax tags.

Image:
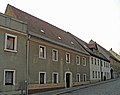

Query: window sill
<box><xmin>4</xmin><ymin>49</ymin><xmax>17</xmax><ymax>53</ymax></box>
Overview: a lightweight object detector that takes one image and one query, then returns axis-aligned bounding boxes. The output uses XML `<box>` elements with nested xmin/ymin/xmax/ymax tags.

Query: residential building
<box><xmin>0</xmin><ymin>12</ymin><xmax>27</xmax><ymax>93</ymax></box>
<box><xmin>71</xmin><ymin>34</ymin><xmax>111</xmax><ymax>82</ymax></box>
<box><xmin>88</xmin><ymin>40</ymin><xmax>111</xmax><ymax>81</ymax></box>
<box><xmin>5</xmin><ymin>4</ymin><xmax>90</xmax><ymax>92</ymax></box>
<box><xmin>109</xmin><ymin>48</ymin><xmax>120</xmax><ymax>78</ymax></box>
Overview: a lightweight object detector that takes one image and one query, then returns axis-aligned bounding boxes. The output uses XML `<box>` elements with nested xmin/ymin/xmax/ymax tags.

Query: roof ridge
<box><xmin>6</xmin><ymin>4</ymin><xmax>67</xmax><ymax>33</ymax></box>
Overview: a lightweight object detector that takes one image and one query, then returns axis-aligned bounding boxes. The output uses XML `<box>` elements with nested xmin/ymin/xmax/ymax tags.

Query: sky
<box><xmin>0</xmin><ymin>0</ymin><xmax>120</xmax><ymax>54</ymax></box>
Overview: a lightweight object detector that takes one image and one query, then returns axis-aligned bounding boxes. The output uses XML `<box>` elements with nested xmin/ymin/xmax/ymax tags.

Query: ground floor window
<box><xmin>39</xmin><ymin>72</ymin><xmax>46</xmax><ymax>84</ymax></box>
<box><xmin>83</xmin><ymin>74</ymin><xmax>86</xmax><ymax>82</ymax></box>
<box><xmin>76</xmin><ymin>73</ymin><xmax>80</xmax><ymax>82</ymax></box>
<box><xmin>4</xmin><ymin>69</ymin><xmax>15</xmax><ymax>85</ymax></box>
<box><xmin>52</xmin><ymin>72</ymin><xmax>59</xmax><ymax>83</ymax></box>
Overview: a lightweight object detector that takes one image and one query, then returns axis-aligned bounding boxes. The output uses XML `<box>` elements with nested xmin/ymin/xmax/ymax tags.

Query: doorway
<box><xmin>65</xmin><ymin>72</ymin><xmax>72</xmax><ymax>88</ymax></box>
<box><xmin>110</xmin><ymin>68</ymin><xmax>113</xmax><ymax>79</ymax></box>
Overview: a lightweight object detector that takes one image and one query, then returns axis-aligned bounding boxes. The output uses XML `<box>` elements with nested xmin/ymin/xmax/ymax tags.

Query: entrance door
<box><xmin>101</xmin><ymin>72</ymin><xmax>103</xmax><ymax>81</ymax></box>
<box><xmin>66</xmin><ymin>73</ymin><xmax>70</xmax><ymax>88</ymax></box>
<box><xmin>65</xmin><ymin>72</ymin><xmax>72</xmax><ymax>88</ymax></box>
<box><xmin>110</xmin><ymin>68</ymin><xmax>113</xmax><ymax>79</ymax></box>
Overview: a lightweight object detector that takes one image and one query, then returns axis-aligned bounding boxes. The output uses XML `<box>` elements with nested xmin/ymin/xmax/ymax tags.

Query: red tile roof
<box><xmin>5</xmin><ymin>4</ymin><xmax>88</xmax><ymax>55</ymax></box>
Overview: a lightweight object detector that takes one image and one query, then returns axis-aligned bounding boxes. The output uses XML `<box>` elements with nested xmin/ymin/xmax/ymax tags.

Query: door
<box><xmin>101</xmin><ymin>72</ymin><xmax>103</xmax><ymax>81</ymax></box>
<box><xmin>66</xmin><ymin>73</ymin><xmax>70</xmax><ymax>88</ymax></box>
<box><xmin>110</xmin><ymin>68</ymin><xmax>113</xmax><ymax>79</ymax></box>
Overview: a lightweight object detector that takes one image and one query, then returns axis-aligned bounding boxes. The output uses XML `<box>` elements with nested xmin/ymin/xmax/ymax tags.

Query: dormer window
<box><xmin>71</xmin><ymin>41</ymin><xmax>74</xmax><ymax>45</ymax></box>
<box><xmin>58</xmin><ymin>36</ymin><xmax>61</xmax><ymax>40</ymax></box>
<box><xmin>41</xmin><ymin>29</ymin><xmax>45</xmax><ymax>33</ymax></box>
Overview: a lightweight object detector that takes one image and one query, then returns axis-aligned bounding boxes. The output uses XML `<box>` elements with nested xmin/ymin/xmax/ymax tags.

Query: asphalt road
<box><xmin>60</xmin><ymin>79</ymin><xmax>120</xmax><ymax>95</ymax></box>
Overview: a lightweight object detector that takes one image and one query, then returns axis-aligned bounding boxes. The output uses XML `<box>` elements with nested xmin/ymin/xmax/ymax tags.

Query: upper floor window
<box><xmin>95</xmin><ymin>58</ymin><xmax>96</xmax><ymax>65</ymax></box>
<box><xmin>98</xmin><ymin>59</ymin><xmax>100</xmax><ymax>66</ymax></box>
<box><xmin>100</xmin><ymin>60</ymin><xmax>103</xmax><ymax>67</ymax></box>
<box><xmin>66</xmin><ymin>52</ymin><xmax>70</xmax><ymax>63</ymax></box>
<box><xmin>52</xmin><ymin>49</ymin><xmax>58</xmax><ymax>61</ymax></box>
<box><xmin>91</xmin><ymin>57</ymin><xmax>93</xmax><ymax>64</ymax></box>
<box><xmin>5</xmin><ymin>33</ymin><xmax>17</xmax><ymax>52</ymax></box>
<box><xmin>82</xmin><ymin>57</ymin><xmax>86</xmax><ymax>66</ymax></box>
<box><xmin>76</xmin><ymin>55</ymin><xmax>80</xmax><ymax>65</ymax></box>
<box><xmin>39</xmin><ymin>45</ymin><xmax>46</xmax><ymax>59</ymax></box>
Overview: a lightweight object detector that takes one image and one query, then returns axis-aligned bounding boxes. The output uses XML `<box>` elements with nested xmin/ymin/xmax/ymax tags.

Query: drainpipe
<box><xmin>25</xmin><ymin>34</ymin><xmax>30</xmax><ymax>95</ymax></box>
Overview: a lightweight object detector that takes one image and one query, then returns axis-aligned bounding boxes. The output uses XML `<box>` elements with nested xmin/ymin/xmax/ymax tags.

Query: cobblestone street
<box><xmin>59</xmin><ymin>79</ymin><xmax>120</xmax><ymax>95</ymax></box>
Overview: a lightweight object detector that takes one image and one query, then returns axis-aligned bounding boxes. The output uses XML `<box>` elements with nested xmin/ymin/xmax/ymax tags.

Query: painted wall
<box><xmin>0</xmin><ymin>13</ymin><xmax>27</xmax><ymax>92</ymax></box>
<box><xmin>28</xmin><ymin>37</ymin><xmax>90</xmax><ymax>88</ymax></box>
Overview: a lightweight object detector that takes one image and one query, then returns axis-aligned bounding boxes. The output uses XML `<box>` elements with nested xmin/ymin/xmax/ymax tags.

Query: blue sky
<box><xmin>0</xmin><ymin>0</ymin><xmax>120</xmax><ymax>53</ymax></box>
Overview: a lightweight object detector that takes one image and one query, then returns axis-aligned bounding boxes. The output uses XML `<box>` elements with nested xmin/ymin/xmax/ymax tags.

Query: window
<box><xmin>4</xmin><ymin>69</ymin><xmax>15</xmax><ymax>85</ymax></box>
<box><xmin>93</xmin><ymin>71</ymin><xmax>94</xmax><ymax>78</ymax></box>
<box><xmin>76</xmin><ymin>55</ymin><xmax>80</xmax><ymax>65</ymax></box>
<box><xmin>52</xmin><ymin>49</ymin><xmax>58</xmax><ymax>61</ymax></box>
<box><xmin>39</xmin><ymin>45</ymin><xmax>46</xmax><ymax>59</ymax></box>
<box><xmin>98</xmin><ymin>59</ymin><xmax>99</xmax><ymax>66</ymax></box>
<box><xmin>82</xmin><ymin>57</ymin><xmax>86</xmax><ymax>66</ymax></box>
<box><xmin>83</xmin><ymin>74</ymin><xmax>86</xmax><ymax>82</ymax></box>
<box><xmin>5</xmin><ymin>33</ymin><xmax>17</xmax><ymax>52</ymax></box>
<box><xmin>98</xmin><ymin>72</ymin><xmax>100</xmax><ymax>78</ymax></box>
<box><xmin>95</xmin><ymin>58</ymin><xmax>96</xmax><ymax>65</ymax></box>
<box><xmin>91</xmin><ymin>57</ymin><xmax>93</xmax><ymax>64</ymax></box>
<box><xmin>95</xmin><ymin>71</ymin><xmax>97</xmax><ymax>78</ymax></box>
<box><xmin>52</xmin><ymin>72</ymin><xmax>58</xmax><ymax>83</ymax></box>
<box><xmin>39</xmin><ymin>72</ymin><xmax>46</xmax><ymax>84</ymax></box>
<box><xmin>76</xmin><ymin>73</ymin><xmax>80</xmax><ymax>82</ymax></box>
<box><xmin>101</xmin><ymin>60</ymin><xmax>103</xmax><ymax>67</ymax></box>
<box><xmin>66</xmin><ymin>53</ymin><xmax>70</xmax><ymax>63</ymax></box>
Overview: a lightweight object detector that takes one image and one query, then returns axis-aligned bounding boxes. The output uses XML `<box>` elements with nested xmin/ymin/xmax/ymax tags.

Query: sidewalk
<box><xmin>30</xmin><ymin>79</ymin><xmax>116</xmax><ymax>95</ymax></box>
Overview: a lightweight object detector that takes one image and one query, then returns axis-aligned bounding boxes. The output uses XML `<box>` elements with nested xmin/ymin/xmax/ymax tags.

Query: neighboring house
<box><xmin>71</xmin><ymin>34</ymin><xmax>111</xmax><ymax>82</ymax></box>
<box><xmin>5</xmin><ymin>4</ymin><xmax>90</xmax><ymax>91</ymax></box>
<box><xmin>109</xmin><ymin>48</ymin><xmax>120</xmax><ymax>78</ymax></box>
<box><xmin>88</xmin><ymin>40</ymin><xmax>111</xmax><ymax>81</ymax></box>
<box><xmin>0</xmin><ymin>13</ymin><xmax>27</xmax><ymax>93</ymax></box>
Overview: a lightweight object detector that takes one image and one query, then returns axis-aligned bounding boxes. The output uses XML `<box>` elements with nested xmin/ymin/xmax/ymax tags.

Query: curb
<box><xmin>30</xmin><ymin>79</ymin><xmax>116</xmax><ymax>95</ymax></box>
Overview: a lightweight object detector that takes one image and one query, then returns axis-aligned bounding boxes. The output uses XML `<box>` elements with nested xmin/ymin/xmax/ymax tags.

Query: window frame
<box><xmin>66</xmin><ymin>52</ymin><xmax>70</xmax><ymax>63</ymax></box>
<box><xmin>39</xmin><ymin>45</ymin><xmax>46</xmax><ymax>59</ymax></box>
<box><xmin>76</xmin><ymin>55</ymin><xmax>80</xmax><ymax>65</ymax></box>
<box><xmin>39</xmin><ymin>72</ymin><xmax>46</xmax><ymax>84</ymax></box>
<box><xmin>76</xmin><ymin>73</ymin><xmax>80</xmax><ymax>82</ymax></box>
<box><xmin>52</xmin><ymin>49</ymin><xmax>58</xmax><ymax>61</ymax></box>
<box><xmin>83</xmin><ymin>74</ymin><xmax>86</xmax><ymax>82</ymax></box>
<box><xmin>4</xmin><ymin>33</ymin><xmax>17</xmax><ymax>52</ymax></box>
<box><xmin>4</xmin><ymin>69</ymin><xmax>15</xmax><ymax>85</ymax></box>
<box><xmin>52</xmin><ymin>72</ymin><xmax>59</xmax><ymax>84</ymax></box>
<box><xmin>82</xmin><ymin>57</ymin><xmax>86</xmax><ymax>66</ymax></box>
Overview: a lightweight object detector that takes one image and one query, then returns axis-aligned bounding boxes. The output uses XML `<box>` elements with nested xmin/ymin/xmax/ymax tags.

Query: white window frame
<box><xmin>76</xmin><ymin>55</ymin><xmax>80</xmax><ymax>65</ymax></box>
<box><xmin>52</xmin><ymin>72</ymin><xmax>59</xmax><ymax>83</ymax></box>
<box><xmin>66</xmin><ymin>52</ymin><xmax>70</xmax><ymax>63</ymax></box>
<box><xmin>4</xmin><ymin>33</ymin><xmax>17</xmax><ymax>52</ymax></box>
<box><xmin>39</xmin><ymin>72</ymin><xmax>46</xmax><ymax>84</ymax></box>
<box><xmin>76</xmin><ymin>73</ymin><xmax>80</xmax><ymax>82</ymax></box>
<box><xmin>82</xmin><ymin>57</ymin><xmax>86</xmax><ymax>66</ymax></box>
<box><xmin>39</xmin><ymin>45</ymin><xmax>46</xmax><ymax>59</ymax></box>
<box><xmin>52</xmin><ymin>49</ymin><xmax>58</xmax><ymax>61</ymax></box>
<box><xmin>4</xmin><ymin>69</ymin><xmax>15</xmax><ymax>85</ymax></box>
<box><xmin>83</xmin><ymin>74</ymin><xmax>86</xmax><ymax>82</ymax></box>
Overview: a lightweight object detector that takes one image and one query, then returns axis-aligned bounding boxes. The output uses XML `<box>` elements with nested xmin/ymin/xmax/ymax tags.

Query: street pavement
<box><xmin>60</xmin><ymin>78</ymin><xmax>120</xmax><ymax>95</ymax></box>
<box><xmin>31</xmin><ymin>78</ymin><xmax>119</xmax><ymax>95</ymax></box>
